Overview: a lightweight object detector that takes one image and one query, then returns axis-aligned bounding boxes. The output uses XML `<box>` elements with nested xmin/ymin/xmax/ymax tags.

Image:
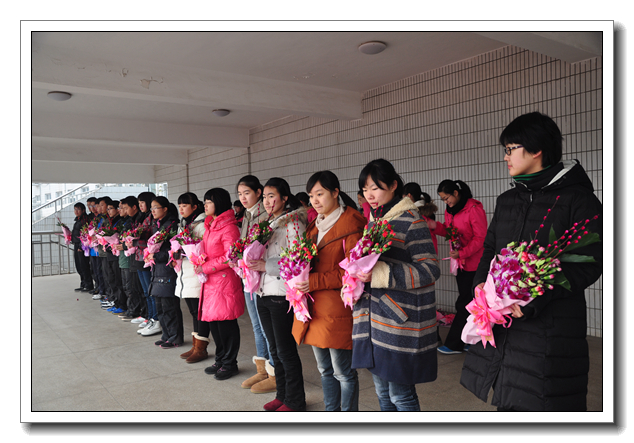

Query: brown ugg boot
<box><xmin>250</xmin><ymin>359</ymin><xmax>277</xmax><ymax>394</ymax></box>
<box><xmin>179</xmin><ymin>332</ymin><xmax>197</xmax><ymax>359</ymax></box>
<box><xmin>185</xmin><ymin>334</ymin><xmax>210</xmax><ymax>364</ymax></box>
<box><xmin>241</xmin><ymin>357</ymin><xmax>269</xmax><ymax>389</ymax></box>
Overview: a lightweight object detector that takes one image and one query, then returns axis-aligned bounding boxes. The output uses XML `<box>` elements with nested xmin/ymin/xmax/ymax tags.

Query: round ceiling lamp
<box><xmin>358</xmin><ymin>41</ymin><xmax>387</xmax><ymax>55</ymax></box>
<box><xmin>47</xmin><ymin>91</ymin><xmax>72</xmax><ymax>101</ymax></box>
<box><xmin>212</xmin><ymin>109</ymin><xmax>230</xmax><ymax>117</ymax></box>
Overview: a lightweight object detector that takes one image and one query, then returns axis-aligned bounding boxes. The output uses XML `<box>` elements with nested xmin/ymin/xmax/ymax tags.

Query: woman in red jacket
<box><xmin>195</xmin><ymin>188</ymin><xmax>245</xmax><ymax>380</ymax></box>
<box><xmin>430</xmin><ymin>180</ymin><xmax>487</xmax><ymax>355</ymax></box>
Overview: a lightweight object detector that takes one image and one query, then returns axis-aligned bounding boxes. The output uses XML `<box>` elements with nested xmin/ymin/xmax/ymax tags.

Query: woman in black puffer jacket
<box><xmin>460</xmin><ymin>112</ymin><xmax>602</xmax><ymax>412</ymax></box>
<box><xmin>144</xmin><ymin>196</ymin><xmax>183</xmax><ymax>349</ymax></box>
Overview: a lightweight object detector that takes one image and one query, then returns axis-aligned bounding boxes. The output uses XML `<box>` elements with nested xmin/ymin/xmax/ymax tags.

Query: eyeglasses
<box><xmin>150</xmin><ymin>206</ymin><xmax>163</xmax><ymax>211</ymax></box>
<box><xmin>504</xmin><ymin>145</ymin><xmax>524</xmax><ymax>156</ymax></box>
<box><xmin>440</xmin><ymin>195</ymin><xmax>452</xmax><ymax>203</ymax></box>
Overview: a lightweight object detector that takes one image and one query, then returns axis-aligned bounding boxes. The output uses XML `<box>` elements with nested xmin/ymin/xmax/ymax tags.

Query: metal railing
<box><xmin>31</xmin><ymin>231</ymin><xmax>76</xmax><ymax>278</ymax></box>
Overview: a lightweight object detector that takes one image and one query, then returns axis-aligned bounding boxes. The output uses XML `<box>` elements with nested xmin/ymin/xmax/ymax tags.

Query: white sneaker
<box><xmin>131</xmin><ymin>316</ymin><xmax>146</xmax><ymax>324</ymax></box>
<box><xmin>136</xmin><ymin>320</ymin><xmax>150</xmax><ymax>334</ymax></box>
<box><xmin>92</xmin><ymin>293</ymin><xmax>103</xmax><ymax>300</ymax></box>
<box><xmin>140</xmin><ymin>319</ymin><xmax>162</xmax><ymax>336</ymax></box>
<box><xmin>137</xmin><ymin>319</ymin><xmax>149</xmax><ymax>328</ymax></box>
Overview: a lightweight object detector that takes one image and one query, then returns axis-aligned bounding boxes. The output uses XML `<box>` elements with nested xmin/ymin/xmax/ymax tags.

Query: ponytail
<box><xmin>265</xmin><ymin>177</ymin><xmax>301</xmax><ymax>212</ymax></box>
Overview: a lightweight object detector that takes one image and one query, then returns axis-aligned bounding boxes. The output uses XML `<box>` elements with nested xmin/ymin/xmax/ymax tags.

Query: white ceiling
<box><xmin>31</xmin><ymin>31</ymin><xmax>602</xmax><ymax>183</ymax></box>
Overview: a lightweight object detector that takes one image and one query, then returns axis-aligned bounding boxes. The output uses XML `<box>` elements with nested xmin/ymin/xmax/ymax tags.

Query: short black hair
<box><xmin>74</xmin><ymin>202</ymin><xmax>86</xmax><ymax>211</ymax></box>
<box><xmin>203</xmin><ymin>188</ymin><xmax>233</xmax><ymax>216</ymax></box>
<box><xmin>97</xmin><ymin>196</ymin><xmax>113</xmax><ymax>206</ymax></box>
<box><xmin>86</xmin><ymin>197</ymin><xmax>97</xmax><ymax>203</ymax></box>
<box><xmin>121</xmin><ymin>196</ymin><xmax>139</xmax><ymax>208</ymax></box>
<box><xmin>499</xmin><ymin>111</ymin><xmax>563</xmax><ymax>168</ymax></box>
<box><xmin>358</xmin><ymin>159</ymin><xmax>404</xmax><ymax>197</ymax></box>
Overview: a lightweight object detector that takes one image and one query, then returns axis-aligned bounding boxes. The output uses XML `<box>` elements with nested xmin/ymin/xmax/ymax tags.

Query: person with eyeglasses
<box><xmin>429</xmin><ymin>179</ymin><xmax>487</xmax><ymax>355</ymax></box>
<box><xmin>460</xmin><ymin>111</ymin><xmax>602</xmax><ymax>412</ymax></box>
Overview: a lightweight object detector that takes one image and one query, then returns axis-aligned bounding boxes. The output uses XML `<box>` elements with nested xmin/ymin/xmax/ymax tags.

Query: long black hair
<box><xmin>203</xmin><ymin>188</ymin><xmax>233</xmax><ymax>216</ymax></box>
<box><xmin>263</xmin><ymin>177</ymin><xmax>301</xmax><ymax>212</ymax></box>
<box><xmin>403</xmin><ymin>182</ymin><xmax>423</xmax><ymax>201</ymax></box>
<box><xmin>437</xmin><ymin>180</ymin><xmax>473</xmax><ymax>200</ymax></box>
<box><xmin>358</xmin><ymin>158</ymin><xmax>404</xmax><ymax>197</ymax></box>
<box><xmin>151</xmin><ymin>196</ymin><xmax>178</xmax><ymax>220</ymax></box>
<box><xmin>306</xmin><ymin>170</ymin><xmax>358</xmax><ymax>210</ymax></box>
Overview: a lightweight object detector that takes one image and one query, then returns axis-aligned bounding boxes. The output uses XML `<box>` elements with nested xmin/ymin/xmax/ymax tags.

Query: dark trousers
<box><xmin>207</xmin><ymin>319</ymin><xmax>240</xmax><ymax>370</ymax></box>
<box><xmin>257</xmin><ymin>295</ymin><xmax>306</xmax><ymax>411</ymax></box>
<box><xmin>157</xmin><ymin>296</ymin><xmax>184</xmax><ymax>345</ymax></box>
<box><xmin>137</xmin><ymin>269</ymin><xmax>152</xmax><ymax>319</ymax></box>
<box><xmin>443</xmin><ymin>269</ymin><xmax>477</xmax><ymax>351</ymax></box>
<box><xmin>121</xmin><ymin>268</ymin><xmax>144</xmax><ymax>317</ymax></box>
<box><xmin>184</xmin><ymin>298</ymin><xmax>201</xmax><ymax>333</ymax></box>
<box><xmin>90</xmin><ymin>255</ymin><xmax>106</xmax><ymax>295</ymax></box>
<box><xmin>73</xmin><ymin>244</ymin><xmax>94</xmax><ymax>289</ymax></box>
<box><xmin>103</xmin><ymin>259</ymin><xmax>125</xmax><ymax>308</ymax></box>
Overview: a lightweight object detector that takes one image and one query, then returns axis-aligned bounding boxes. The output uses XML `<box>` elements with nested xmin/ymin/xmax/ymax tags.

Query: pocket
<box><xmin>378</xmin><ymin>294</ymin><xmax>409</xmax><ymax>324</ymax></box>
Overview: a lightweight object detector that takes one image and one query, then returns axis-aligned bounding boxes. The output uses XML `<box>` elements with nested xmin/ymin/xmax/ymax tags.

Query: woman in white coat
<box><xmin>173</xmin><ymin>192</ymin><xmax>209</xmax><ymax>363</ymax></box>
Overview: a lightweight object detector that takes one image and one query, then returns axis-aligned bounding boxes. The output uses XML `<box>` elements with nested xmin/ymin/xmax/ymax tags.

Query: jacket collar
<box><xmin>206</xmin><ymin>209</ymin><xmax>237</xmax><ymax>231</ymax></box>
<box><xmin>371</xmin><ymin>197</ymin><xmax>419</xmax><ymax>223</ymax></box>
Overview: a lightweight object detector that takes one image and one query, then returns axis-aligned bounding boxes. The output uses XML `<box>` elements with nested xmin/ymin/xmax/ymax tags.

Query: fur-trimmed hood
<box><xmin>371</xmin><ymin>197</ymin><xmax>419</xmax><ymax>223</ymax></box>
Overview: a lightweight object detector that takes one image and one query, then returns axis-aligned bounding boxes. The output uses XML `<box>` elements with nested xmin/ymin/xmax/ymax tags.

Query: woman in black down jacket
<box><xmin>460</xmin><ymin>112</ymin><xmax>602</xmax><ymax>412</ymax></box>
<box><xmin>144</xmin><ymin>196</ymin><xmax>183</xmax><ymax>349</ymax></box>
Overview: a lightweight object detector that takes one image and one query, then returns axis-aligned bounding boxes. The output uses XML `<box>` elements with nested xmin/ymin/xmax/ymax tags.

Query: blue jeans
<box><xmin>372</xmin><ymin>374</ymin><xmax>420</xmax><ymax>411</ymax></box>
<box><xmin>312</xmin><ymin>347</ymin><xmax>359</xmax><ymax>411</ymax></box>
<box><xmin>137</xmin><ymin>269</ymin><xmax>157</xmax><ymax>320</ymax></box>
<box><xmin>244</xmin><ymin>292</ymin><xmax>274</xmax><ymax>365</ymax></box>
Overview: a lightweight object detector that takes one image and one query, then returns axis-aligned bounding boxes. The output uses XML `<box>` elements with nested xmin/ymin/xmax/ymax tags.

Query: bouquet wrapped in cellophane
<box><xmin>443</xmin><ymin>224</ymin><xmax>464</xmax><ymax>276</ymax></box>
<box><xmin>143</xmin><ymin>228</ymin><xmax>177</xmax><ymax>269</ymax></box>
<box><xmin>338</xmin><ymin>219</ymin><xmax>394</xmax><ymax>309</ymax></box>
<box><xmin>56</xmin><ymin>217</ymin><xmax>72</xmax><ymax>245</ymax></box>
<box><xmin>279</xmin><ymin>229</ymin><xmax>318</xmax><ymax>323</ymax></box>
<box><xmin>462</xmin><ymin>197</ymin><xmax>600</xmax><ymax>348</ymax></box>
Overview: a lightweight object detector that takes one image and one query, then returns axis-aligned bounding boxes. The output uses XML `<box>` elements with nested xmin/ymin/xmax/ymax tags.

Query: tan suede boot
<box><xmin>241</xmin><ymin>357</ymin><xmax>269</xmax><ymax>389</ymax></box>
<box><xmin>250</xmin><ymin>359</ymin><xmax>277</xmax><ymax>394</ymax></box>
<box><xmin>179</xmin><ymin>332</ymin><xmax>197</xmax><ymax>359</ymax></box>
<box><xmin>185</xmin><ymin>334</ymin><xmax>210</xmax><ymax>364</ymax></box>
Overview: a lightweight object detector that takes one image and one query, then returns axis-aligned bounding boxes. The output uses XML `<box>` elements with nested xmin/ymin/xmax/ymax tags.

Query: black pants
<box><xmin>90</xmin><ymin>255</ymin><xmax>106</xmax><ymax>295</ymax></box>
<box><xmin>103</xmin><ymin>259</ymin><xmax>125</xmax><ymax>308</ymax></box>
<box><xmin>157</xmin><ymin>296</ymin><xmax>184</xmax><ymax>345</ymax></box>
<box><xmin>121</xmin><ymin>268</ymin><xmax>144</xmax><ymax>317</ymax></box>
<box><xmin>257</xmin><ymin>295</ymin><xmax>306</xmax><ymax>411</ymax></box>
<box><xmin>184</xmin><ymin>298</ymin><xmax>201</xmax><ymax>333</ymax></box>
<box><xmin>73</xmin><ymin>244</ymin><xmax>94</xmax><ymax>289</ymax></box>
<box><xmin>443</xmin><ymin>269</ymin><xmax>477</xmax><ymax>351</ymax></box>
<box><xmin>206</xmin><ymin>319</ymin><xmax>240</xmax><ymax>370</ymax></box>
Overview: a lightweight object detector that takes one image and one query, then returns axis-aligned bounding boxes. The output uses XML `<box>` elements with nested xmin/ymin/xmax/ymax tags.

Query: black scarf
<box><xmin>446</xmin><ymin>196</ymin><xmax>470</xmax><ymax>216</ymax></box>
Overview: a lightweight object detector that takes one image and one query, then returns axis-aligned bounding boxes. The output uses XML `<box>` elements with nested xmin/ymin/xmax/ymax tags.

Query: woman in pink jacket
<box><xmin>430</xmin><ymin>180</ymin><xmax>487</xmax><ymax>355</ymax></box>
<box><xmin>195</xmin><ymin>188</ymin><xmax>245</xmax><ymax>381</ymax></box>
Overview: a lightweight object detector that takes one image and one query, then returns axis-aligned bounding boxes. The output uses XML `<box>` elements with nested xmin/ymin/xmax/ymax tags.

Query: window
<box><xmin>45</xmin><ymin>193</ymin><xmax>51</xmax><ymax>201</ymax></box>
<box><xmin>56</xmin><ymin>191</ymin><xmax>63</xmax><ymax>197</ymax></box>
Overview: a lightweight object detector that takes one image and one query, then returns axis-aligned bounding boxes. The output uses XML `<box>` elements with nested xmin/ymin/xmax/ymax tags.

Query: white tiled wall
<box><xmin>156</xmin><ymin>45</ymin><xmax>603</xmax><ymax>337</ymax></box>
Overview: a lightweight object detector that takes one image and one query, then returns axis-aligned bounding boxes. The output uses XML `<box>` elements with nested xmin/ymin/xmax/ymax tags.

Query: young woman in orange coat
<box><xmin>292</xmin><ymin>171</ymin><xmax>367</xmax><ymax>411</ymax></box>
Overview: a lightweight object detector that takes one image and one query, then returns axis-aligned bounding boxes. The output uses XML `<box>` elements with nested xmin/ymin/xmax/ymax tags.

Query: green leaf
<box><xmin>561</xmin><ymin>232</ymin><xmax>601</xmax><ymax>253</ymax></box>
<box><xmin>549</xmin><ymin>225</ymin><xmax>557</xmax><ymax>244</ymax></box>
<box><xmin>558</xmin><ymin>253</ymin><xmax>597</xmax><ymax>263</ymax></box>
<box><xmin>551</xmin><ymin>272</ymin><xmax>571</xmax><ymax>291</ymax></box>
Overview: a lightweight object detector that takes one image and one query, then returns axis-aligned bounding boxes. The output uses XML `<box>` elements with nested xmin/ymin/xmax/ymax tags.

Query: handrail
<box><xmin>31</xmin><ymin>183</ymin><xmax>91</xmax><ymax>213</ymax></box>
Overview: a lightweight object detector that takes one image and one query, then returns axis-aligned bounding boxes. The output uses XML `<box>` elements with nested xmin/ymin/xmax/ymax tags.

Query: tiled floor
<box><xmin>29</xmin><ymin>274</ymin><xmax>603</xmax><ymax>414</ymax></box>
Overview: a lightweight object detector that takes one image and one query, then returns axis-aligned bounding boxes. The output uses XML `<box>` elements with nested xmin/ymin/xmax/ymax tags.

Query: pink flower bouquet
<box><xmin>462</xmin><ymin>199</ymin><xmax>600</xmax><ymax>348</ymax></box>
<box><xmin>56</xmin><ymin>218</ymin><xmax>72</xmax><ymax>245</ymax></box>
<box><xmin>279</xmin><ymin>232</ymin><xmax>317</xmax><ymax>323</ymax></box>
<box><xmin>339</xmin><ymin>220</ymin><xmax>394</xmax><ymax>309</ymax></box>
<box><xmin>182</xmin><ymin>242</ymin><xmax>207</xmax><ymax>284</ymax></box>
<box><xmin>121</xmin><ymin>224</ymin><xmax>145</xmax><ymax>257</ymax></box>
<box><xmin>103</xmin><ymin>233</ymin><xmax>121</xmax><ymax>256</ymax></box>
<box><xmin>226</xmin><ymin>219</ymin><xmax>274</xmax><ymax>295</ymax></box>
<box><xmin>443</xmin><ymin>224</ymin><xmax>464</xmax><ymax>276</ymax></box>
<box><xmin>143</xmin><ymin>228</ymin><xmax>177</xmax><ymax>269</ymax></box>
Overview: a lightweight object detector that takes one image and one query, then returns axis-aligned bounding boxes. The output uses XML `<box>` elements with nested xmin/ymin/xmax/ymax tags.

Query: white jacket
<box><xmin>256</xmin><ymin>206</ymin><xmax>307</xmax><ymax>297</ymax></box>
<box><xmin>175</xmin><ymin>212</ymin><xmax>206</xmax><ymax>299</ymax></box>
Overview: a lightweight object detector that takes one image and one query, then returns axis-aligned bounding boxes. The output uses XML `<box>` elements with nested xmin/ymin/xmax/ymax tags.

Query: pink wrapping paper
<box><xmin>60</xmin><ymin>225</ymin><xmax>72</xmax><ymax>245</ymax></box>
<box><xmin>103</xmin><ymin>234</ymin><xmax>121</xmax><ymax>256</ymax></box>
<box><xmin>284</xmin><ymin>265</ymin><xmax>313</xmax><ymax>322</ymax></box>
<box><xmin>338</xmin><ymin>252</ymin><xmax>381</xmax><ymax>309</ymax></box>
<box><xmin>167</xmin><ymin>238</ymin><xmax>183</xmax><ymax>272</ymax></box>
<box><xmin>237</xmin><ymin>240</ymin><xmax>267</xmax><ymax>295</ymax></box>
<box><xmin>123</xmin><ymin>235</ymin><xmax>140</xmax><ymax>257</ymax></box>
<box><xmin>461</xmin><ymin>258</ymin><xmax>532</xmax><ymax>348</ymax></box>
<box><xmin>143</xmin><ymin>242</ymin><xmax>163</xmax><ymax>268</ymax></box>
<box><xmin>182</xmin><ymin>242</ymin><xmax>208</xmax><ymax>284</ymax></box>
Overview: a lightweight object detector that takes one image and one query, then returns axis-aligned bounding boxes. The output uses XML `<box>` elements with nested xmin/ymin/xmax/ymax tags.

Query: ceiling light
<box><xmin>212</xmin><ymin>109</ymin><xmax>230</xmax><ymax>117</ymax></box>
<box><xmin>358</xmin><ymin>41</ymin><xmax>387</xmax><ymax>55</ymax></box>
<box><xmin>47</xmin><ymin>91</ymin><xmax>72</xmax><ymax>101</ymax></box>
